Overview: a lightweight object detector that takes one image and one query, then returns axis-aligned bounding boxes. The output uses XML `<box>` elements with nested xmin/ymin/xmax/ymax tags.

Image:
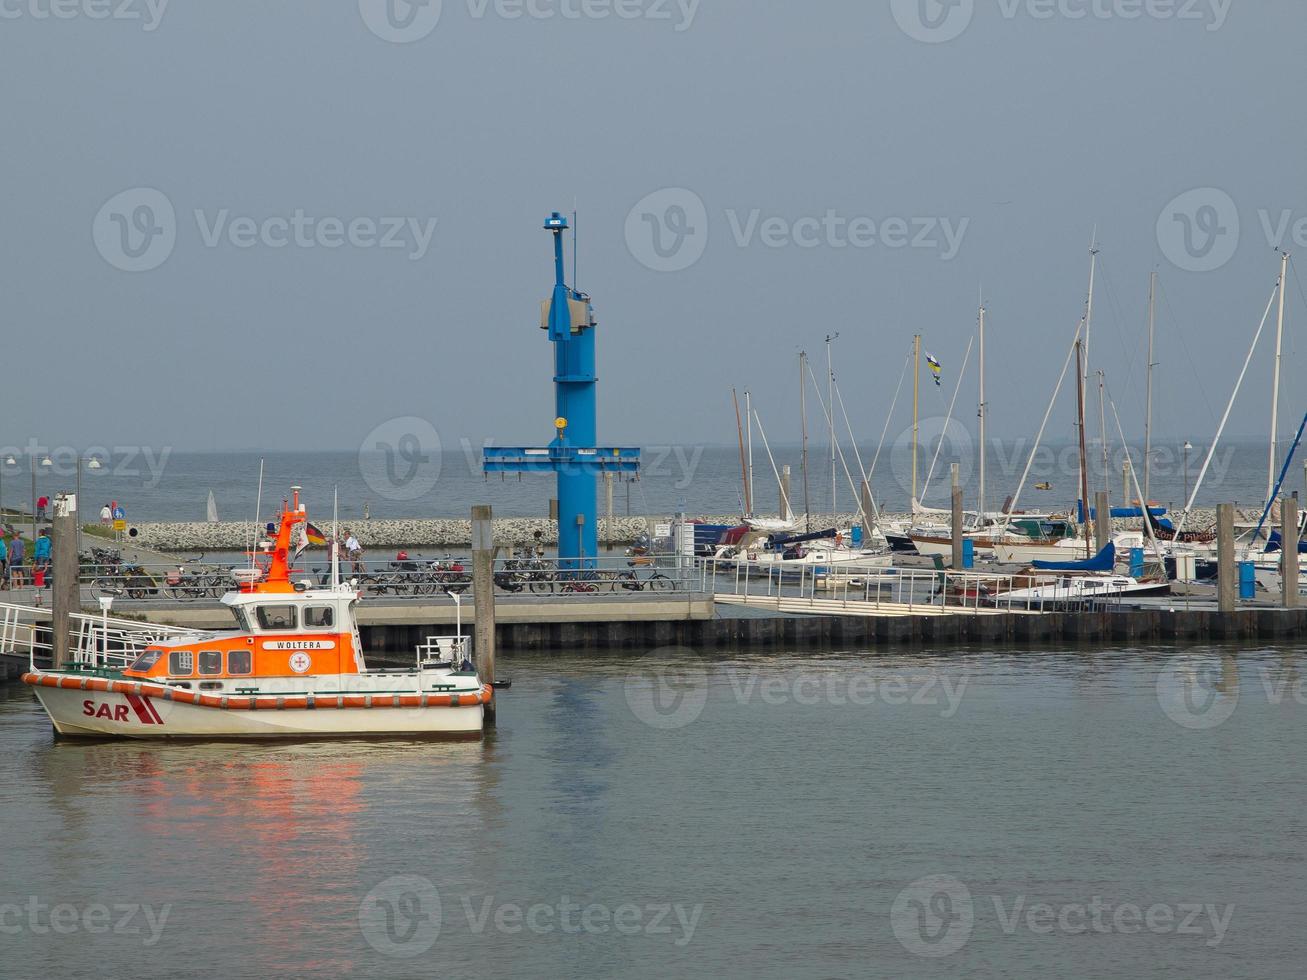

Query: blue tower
<box><xmin>483</xmin><ymin>212</ymin><xmax>640</xmax><ymax>567</ymax></box>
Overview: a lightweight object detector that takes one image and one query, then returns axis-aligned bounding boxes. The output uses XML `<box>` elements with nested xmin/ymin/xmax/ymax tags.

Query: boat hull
<box><xmin>24</xmin><ymin>674</ymin><xmax>487</xmax><ymax>738</ymax></box>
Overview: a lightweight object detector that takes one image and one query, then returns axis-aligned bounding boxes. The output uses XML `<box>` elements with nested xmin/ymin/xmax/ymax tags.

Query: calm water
<box><xmin>2</xmin><ymin>646</ymin><xmax>1305</xmax><ymax>978</ymax></box>
<box><xmin>12</xmin><ymin>440</ymin><xmax>1288</xmax><ymax>525</ymax></box>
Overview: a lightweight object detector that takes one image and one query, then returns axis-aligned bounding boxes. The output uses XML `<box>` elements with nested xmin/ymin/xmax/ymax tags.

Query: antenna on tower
<box><xmin>572</xmin><ymin>200</ymin><xmax>579</xmax><ymax>290</ymax></box>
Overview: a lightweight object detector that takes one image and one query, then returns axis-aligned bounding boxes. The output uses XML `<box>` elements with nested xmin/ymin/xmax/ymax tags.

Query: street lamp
<box><xmin>1182</xmin><ymin>441</ymin><xmax>1194</xmax><ymax>505</ymax></box>
<box><xmin>32</xmin><ymin>455</ymin><xmax>52</xmax><ymax>543</ymax></box>
<box><xmin>77</xmin><ymin>456</ymin><xmax>102</xmax><ymax>556</ymax></box>
<box><xmin>0</xmin><ymin>456</ymin><xmax>14</xmax><ymax>521</ymax></box>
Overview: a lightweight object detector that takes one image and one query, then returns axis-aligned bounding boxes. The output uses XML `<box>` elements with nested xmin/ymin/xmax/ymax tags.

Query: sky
<box><xmin>2</xmin><ymin>0</ymin><xmax>1305</xmax><ymax>459</ymax></box>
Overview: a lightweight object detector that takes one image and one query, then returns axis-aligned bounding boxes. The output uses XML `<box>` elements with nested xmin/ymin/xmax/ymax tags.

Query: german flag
<box><xmin>305</xmin><ymin>522</ymin><xmax>327</xmax><ymax>546</ymax></box>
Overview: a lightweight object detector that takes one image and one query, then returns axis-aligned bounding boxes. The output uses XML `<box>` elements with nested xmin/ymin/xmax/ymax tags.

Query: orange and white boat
<box><xmin>22</xmin><ymin>488</ymin><xmax>491</xmax><ymax>739</ymax></box>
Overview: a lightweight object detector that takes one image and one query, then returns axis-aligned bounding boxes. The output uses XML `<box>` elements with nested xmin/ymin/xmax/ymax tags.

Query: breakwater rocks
<box><xmin>128</xmin><ymin>507</ymin><xmax>1239</xmax><ymax>552</ymax></box>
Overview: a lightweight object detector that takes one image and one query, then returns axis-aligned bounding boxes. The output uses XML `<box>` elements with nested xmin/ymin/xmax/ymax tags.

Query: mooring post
<box><xmin>51</xmin><ymin>493</ymin><xmax>78</xmax><ymax>669</ymax></box>
<box><xmin>860</xmin><ymin>479</ymin><xmax>875</xmax><ymax>543</ymax></box>
<box><xmin>951</xmin><ymin>463</ymin><xmax>963</xmax><ymax>571</ymax></box>
<box><xmin>471</xmin><ymin>505</ymin><xmax>496</xmax><ymax>725</ymax></box>
<box><xmin>1095</xmin><ymin>491</ymin><xmax>1111</xmax><ymax>554</ymax></box>
<box><xmin>605</xmin><ymin>472</ymin><xmax>614</xmax><ymax>552</ymax></box>
<box><xmin>1217</xmin><ymin>503</ymin><xmax>1236</xmax><ymax>612</ymax></box>
<box><xmin>780</xmin><ymin>465</ymin><xmax>791</xmax><ymax>520</ymax></box>
<box><xmin>1282</xmin><ymin>496</ymin><xmax>1299</xmax><ymax>609</ymax></box>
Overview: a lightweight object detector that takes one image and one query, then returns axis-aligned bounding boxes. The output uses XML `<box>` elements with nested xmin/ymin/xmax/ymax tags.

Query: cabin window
<box><xmin>255</xmin><ymin>605</ymin><xmax>297</xmax><ymax>630</ymax></box>
<box><xmin>129</xmin><ymin>650</ymin><xmax>162</xmax><ymax>672</ymax></box>
<box><xmin>169</xmin><ymin>651</ymin><xmax>193</xmax><ymax>676</ymax></box>
<box><xmin>227</xmin><ymin>650</ymin><xmax>252</xmax><ymax>675</ymax></box>
<box><xmin>198</xmin><ymin>650</ymin><xmax>223</xmax><ymax>675</ymax></box>
<box><xmin>304</xmin><ymin>606</ymin><xmax>334</xmax><ymax>628</ymax></box>
<box><xmin>231</xmin><ymin>607</ymin><xmax>252</xmax><ymax>631</ymax></box>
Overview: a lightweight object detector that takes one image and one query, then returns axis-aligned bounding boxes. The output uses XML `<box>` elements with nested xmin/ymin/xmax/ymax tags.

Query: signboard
<box><xmin>113</xmin><ymin>519</ymin><xmax>126</xmax><ymax>532</ymax></box>
<box><xmin>112</xmin><ymin>506</ymin><xmax>125</xmax><ymax>520</ymax></box>
<box><xmin>654</xmin><ymin>523</ymin><xmax>672</xmax><ymax>538</ymax></box>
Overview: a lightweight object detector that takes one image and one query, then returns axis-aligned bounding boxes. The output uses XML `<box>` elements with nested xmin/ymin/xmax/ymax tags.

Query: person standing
<box><xmin>0</xmin><ymin>534</ymin><xmax>8</xmax><ymax>589</ymax></box>
<box><xmin>34</xmin><ymin>528</ymin><xmax>51</xmax><ymax>571</ymax></box>
<box><xmin>36</xmin><ymin>495</ymin><xmax>49</xmax><ymax>522</ymax></box>
<box><xmin>100</xmin><ymin>503</ymin><xmax>112</xmax><ymax>525</ymax></box>
<box><xmin>9</xmin><ymin>532</ymin><xmax>25</xmax><ymax>584</ymax></box>
<box><xmin>344</xmin><ymin>529</ymin><xmax>364</xmax><ymax>575</ymax></box>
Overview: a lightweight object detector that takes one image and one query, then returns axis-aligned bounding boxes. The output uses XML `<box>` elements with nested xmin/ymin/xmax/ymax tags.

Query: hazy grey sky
<box><xmin>2</xmin><ymin>0</ymin><xmax>1304</xmax><ymax>456</ymax></box>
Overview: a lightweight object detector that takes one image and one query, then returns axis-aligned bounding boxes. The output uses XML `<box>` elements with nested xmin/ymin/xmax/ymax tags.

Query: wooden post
<box><xmin>860</xmin><ymin>479</ymin><xmax>875</xmax><ymax>543</ymax></box>
<box><xmin>780</xmin><ymin>465</ymin><xmax>792</xmax><ymax>520</ymax></box>
<box><xmin>1217</xmin><ymin>503</ymin><xmax>1236</xmax><ymax>612</ymax></box>
<box><xmin>1282</xmin><ymin>496</ymin><xmax>1299</xmax><ymax>609</ymax></box>
<box><xmin>951</xmin><ymin>463</ymin><xmax>963</xmax><ymax>571</ymax></box>
<box><xmin>471</xmin><ymin>505</ymin><xmax>496</xmax><ymax>725</ymax></box>
<box><xmin>1094</xmin><ymin>490</ymin><xmax>1111</xmax><ymax>554</ymax></box>
<box><xmin>605</xmin><ymin>472</ymin><xmax>614</xmax><ymax>552</ymax></box>
<box><xmin>51</xmin><ymin>493</ymin><xmax>79</xmax><ymax>669</ymax></box>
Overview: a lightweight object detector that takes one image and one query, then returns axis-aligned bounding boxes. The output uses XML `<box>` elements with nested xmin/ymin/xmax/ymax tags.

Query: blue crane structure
<box><xmin>483</xmin><ymin>212</ymin><xmax>640</xmax><ymax>568</ymax></box>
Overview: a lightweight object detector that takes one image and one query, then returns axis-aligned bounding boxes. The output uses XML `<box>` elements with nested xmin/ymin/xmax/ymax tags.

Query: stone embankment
<box><xmin>128</xmin><ymin>508</ymin><xmax>1238</xmax><ymax>552</ymax></box>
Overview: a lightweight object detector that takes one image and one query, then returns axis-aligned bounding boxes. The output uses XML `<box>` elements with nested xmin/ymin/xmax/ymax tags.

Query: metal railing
<box><xmin>699</xmin><ymin>558</ymin><xmax>1128</xmax><ymax>614</ymax></box>
<box><xmin>0</xmin><ymin>601</ymin><xmax>200</xmax><ymax>672</ymax></box>
<box><xmin>19</xmin><ymin>553</ymin><xmax>709</xmax><ymax>605</ymax></box>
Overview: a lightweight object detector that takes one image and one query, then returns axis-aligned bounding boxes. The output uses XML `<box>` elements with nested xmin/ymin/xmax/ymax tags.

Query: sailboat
<box><xmin>206</xmin><ymin>490</ymin><xmax>219</xmax><ymax>523</ymax></box>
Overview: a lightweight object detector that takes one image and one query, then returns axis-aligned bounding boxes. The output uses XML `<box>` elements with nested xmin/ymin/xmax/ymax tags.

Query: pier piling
<box><xmin>51</xmin><ymin>494</ymin><xmax>78</xmax><ymax>669</ymax></box>
<box><xmin>1217</xmin><ymin>503</ymin><xmax>1236</xmax><ymax>612</ymax></box>
<box><xmin>951</xmin><ymin>463</ymin><xmax>963</xmax><ymax>570</ymax></box>
<box><xmin>1094</xmin><ymin>491</ymin><xmax>1110</xmax><ymax>554</ymax></box>
<box><xmin>471</xmin><ymin>505</ymin><xmax>497</xmax><ymax>725</ymax></box>
<box><xmin>1282</xmin><ymin>497</ymin><xmax>1299</xmax><ymax>609</ymax></box>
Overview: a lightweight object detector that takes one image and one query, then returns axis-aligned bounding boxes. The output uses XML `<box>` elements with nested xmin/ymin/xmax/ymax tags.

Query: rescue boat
<box><xmin>22</xmin><ymin>489</ymin><xmax>491</xmax><ymax>739</ymax></box>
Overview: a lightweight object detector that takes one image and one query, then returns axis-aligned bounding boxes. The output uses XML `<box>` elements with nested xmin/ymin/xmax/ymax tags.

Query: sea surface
<box><xmin>2</xmin><ymin>646</ymin><xmax>1305</xmax><ymax>979</ymax></box>
<box><xmin>13</xmin><ymin>440</ymin><xmax>1289</xmax><ymax>525</ymax></box>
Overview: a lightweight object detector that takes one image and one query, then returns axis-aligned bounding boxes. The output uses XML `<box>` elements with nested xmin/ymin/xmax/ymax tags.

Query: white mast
<box><xmin>826</xmin><ymin>333</ymin><xmax>839</xmax><ymax>519</ymax></box>
<box><xmin>978</xmin><ymin>298</ymin><xmax>987</xmax><ymax>525</ymax></box>
<box><xmin>1098</xmin><ymin>369</ymin><xmax>1109</xmax><ymax>504</ymax></box>
<box><xmin>1269</xmin><ymin>250</ymin><xmax>1290</xmax><ymax>503</ymax></box>
<box><xmin>745</xmin><ymin>389</ymin><xmax>754</xmax><ymax>516</ymax></box>
<box><xmin>912</xmin><ymin>334</ymin><xmax>921</xmax><ymax>505</ymax></box>
<box><xmin>1083</xmin><ymin>233</ymin><xmax>1100</xmax><ymax>494</ymax></box>
<box><xmin>1144</xmin><ymin>271</ymin><xmax>1156</xmax><ymax>504</ymax></box>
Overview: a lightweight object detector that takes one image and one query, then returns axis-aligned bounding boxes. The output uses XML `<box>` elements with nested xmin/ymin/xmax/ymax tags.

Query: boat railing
<box><xmin>0</xmin><ymin>600</ymin><xmax>201</xmax><ymax>673</ymax></box>
<box><xmin>700</xmin><ymin>558</ymin><xmax>1130</xmax><ymax>614</ymax></box>
<box><xmin>416</xmin><ymin>634</ymin><xmax>472</xmax><ymax>670</ymax></box>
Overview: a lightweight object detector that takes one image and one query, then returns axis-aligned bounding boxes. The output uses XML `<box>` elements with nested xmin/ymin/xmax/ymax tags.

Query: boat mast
<box><xmin>826</xmin><ymin>333</ymin><xmax>839</xmax><ymax>519</ymax></box>
<box><xmin>978</xmin><ymin>300</ymin><xmax>986</xmax><ymax>526</ymax></box>
<box><xmin>800</xmin><ymin>350</ymin><xmax>811</xmax><ymax>532</ymax></box>
<box><xmin>745</xmin><ymin>389</ymin><xmax>755</xmax><ymax>516</ymax></box>
<box><xmin>1269</xmin><ymin>250</ymin><xmax>1290</xmax><ymax>504</ymax></box>
<box><xmin>1144</xmin><ymin>271</ymin><xmax>1156</xmax><ymax>504</ymax></box>
<box><xmin>1083</xmin><ymin>234</ymin><xmax>1099</xmax><ymax>490</ymax></box>
<box><xmin>1098</xmin><ymin>369</ymin><xmax>1109</xmax><ymax>505</ymax></box>
<box><xmin>1076</xmin><ymin>340</ymin><xmax>1092</xmax><ymax>558</ymax></box>
<box><xmin>732</xmin><ymin>387</ymin><xmax>750</xmax><ymax>516</ymax></box>
<box><xmin>912</xmin><ymin>334</ymin><xmax>921</xmax><ymax>505</ymax></box>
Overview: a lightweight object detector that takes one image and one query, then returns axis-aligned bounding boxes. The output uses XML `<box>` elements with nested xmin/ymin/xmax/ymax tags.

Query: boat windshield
<box><xmin>230</xmin><ymin>606</ymin><xmax>252</xmax><ymax>632</ymax></box>
<box><xmin>128</xmin><ymin>650</ymin><xmax>162</xmax><ymax>672</ymax></box>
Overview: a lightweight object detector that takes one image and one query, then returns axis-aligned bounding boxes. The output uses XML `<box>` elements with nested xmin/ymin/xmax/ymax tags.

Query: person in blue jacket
<box><xmin>34</xmin><ymin>529</ymin><xmax>51</xmax><ymax>570</ymax></box>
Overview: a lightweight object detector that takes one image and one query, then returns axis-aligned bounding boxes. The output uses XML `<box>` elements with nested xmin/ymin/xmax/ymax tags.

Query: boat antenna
<box><xmin>250</xmin><ymin>457</ymin><xmax>265</xmax><ymax>572</ymax></box>
<box><xmin>572</xmin><ymin>201</ymin><xmax>578</xmax><ymax>290</ymax></box>
<box><xmin>332</xmin><ymin>484</ymin><xmax>340</xmax><ymax>588</ymax></box>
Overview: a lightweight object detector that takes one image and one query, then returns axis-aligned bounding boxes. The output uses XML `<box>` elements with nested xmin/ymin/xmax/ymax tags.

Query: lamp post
<box><xmin>76</xmin><ymin>456</ymin><xmax>102</xmax><ymax>557</ymax></box>
<box><xmin>0</xmin><ymin>455</ymin><xmax>14</xmax><ymax>521</ymax></box>
<box><xmin>32</xmin><ymin>454</ymin><xmax>52</xmax><ymax>544</ymax></box>
<box><xmin>1183</xmin><ymin>441</ymin><xmax>1194</xmax><ymax>506</ymax></box>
